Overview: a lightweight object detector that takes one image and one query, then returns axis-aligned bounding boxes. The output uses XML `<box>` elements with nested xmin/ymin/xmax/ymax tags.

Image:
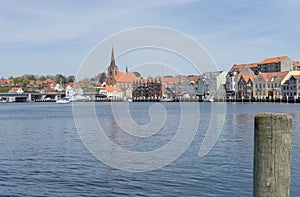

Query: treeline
<box><xmin>3</xmin><ymin>74</ymin><xmax>76</xmax><ymax>84</ymax></box>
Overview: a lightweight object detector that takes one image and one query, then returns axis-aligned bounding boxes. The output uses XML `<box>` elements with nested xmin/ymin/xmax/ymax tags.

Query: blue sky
<box><xmin>0</xmin><ymin>0</ymin><xmax>300</xmax><ymax>78</ymax></box>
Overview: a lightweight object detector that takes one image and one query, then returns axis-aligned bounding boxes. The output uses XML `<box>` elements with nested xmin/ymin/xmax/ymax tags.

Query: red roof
<box><xmin>115</xmin><ymin>72</ymin><xmax>141</xmax><ymax>83</ymax></box>
<box><xmin>9</xmin><ymin>88</ymin><xmax>20</xmax><ymax>92</ymax></box>
<box><xmin>0</xmin><ymin>79</ymin><xmax>12</xmax><ymax>84</ymax></box>
<box><xmin>259</xmin><ymin>72</ymin><xmax>288</xmax><ymax>82</ymax></box>
<box><xmin>242</xmin><ymin>75</ymin><xmax>256</xmax><ymax>82</ymax></box>
<box><xmin>160</xmin><ymin>77</ymin><xmax>180</xmax><ymax>84</ymax></box>
<box><xmin>186</xmin><ymin>76</ymin><xmax>200</xmax><ymax>83</ymax></box>
<box><xmin>229</xmin><ymin>64</ymin><xmax>246</xmax><ymax>73</ymax></box>
<box><xmin>293</xmin><ymin>61</ymin><xmax>300</xmax><ymax>67</ymax></box>
<box><xmin>247</xmin><ymin>63</ymin><xmax>258</xmax><ymax>68</ymax></box>
<box><xmin>105</xmin><ymin>85</ymin><xmax>122</xmax><ymax>92</ymax></box>
<box><xmin>259</xmin><ymin>56</ymin><xmax>287</xmax><ymax>64</ymax></box>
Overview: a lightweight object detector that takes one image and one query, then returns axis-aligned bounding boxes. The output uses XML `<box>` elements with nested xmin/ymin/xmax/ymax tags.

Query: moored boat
<box><xmin>160</xmin><ymin>97</ymin><xmax>173</xmax><ymax>102</ymax></box>
<box><xmin>56</xmin><ymin>97</ymin><xmax>71</xmax><ymax>104</ymax></box>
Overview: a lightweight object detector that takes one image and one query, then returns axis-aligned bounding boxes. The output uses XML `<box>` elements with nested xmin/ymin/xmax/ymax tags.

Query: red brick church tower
<box><xmin>107</xmin><ymin>47</ymin><xmax>119</xmax><ymax>85</ymax></box>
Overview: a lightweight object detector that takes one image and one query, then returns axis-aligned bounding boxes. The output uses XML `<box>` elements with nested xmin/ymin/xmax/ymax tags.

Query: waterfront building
<box><xmin>99</xmin><ymin>85</ymin><xmax>124</xmax><ymax>99</ymax></box>
<box><xmin>8</xmin><ymin>87</ymin><xmax>24</xmax><ymax>94</ymax></box>
<box><xmin>38</xmin><ymin>87</ymin><xmax>56</xmax><ymax>94</ymax></box>
<box><xmin>293</xmin><ymin>61</ymin><xmax>300</xmax><ymax>71</ymax></box>
<box><xmin>65</xmin><ymin>85</ymin><xmax>83</xmax><ymax>98</ymax></box>
<box><xmin>256</xmin><ymin>56</ymin><xmax>293</xmax><ymax>73</ymax></box>
<box><xmin>160</xmin><ymin>76</ymin><xmax>189</xmax><ymax>98</ymax></box>
<box><xmin>132</xmin><ymin>79</ymin><xmax>162</xmax><ymax>100</ymax></box>
<box><xmin>237</xmin><ymin>75</ymin><xmax>256</xmax><ymax>99</ymax></box>
<box><xmin>253</xmin><ymin>72</ymin><xmax>288</xmax><ymax>99</ymax></box>
<box><xmin>197</xmin><ymin>71</ymin><xmax>227</xmax><ymax>99</ymax></box>
<box><xmin>226</xmin><ymin>64</ymin><xmax>254</xmax><ymax>99</ymax></box>
<box><xmin>281</xmin><ymin>75</ymin><xmax>300</xmax><ymax>99</ymax></box>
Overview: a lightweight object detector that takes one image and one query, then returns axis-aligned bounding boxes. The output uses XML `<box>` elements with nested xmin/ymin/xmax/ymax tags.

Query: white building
<box><xmin>99</xmin><ymin>85</ymin><xmax>124</xmax><ymax>99</ymax></box>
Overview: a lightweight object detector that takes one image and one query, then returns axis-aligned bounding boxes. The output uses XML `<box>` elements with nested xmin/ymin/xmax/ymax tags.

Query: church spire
<box><xmin>107</xmin><ymin>46</ymin><xmax>118</xmax><ymax>86</ymax></box>
<box><xmin>126</xmin><ymin>65</ymin><xmax>128</xmax><ymax>73</ymax></box>
<box><xmin>110</xmin><ymin>46</ymin><xmax>116</xmax><ymax>67</ymax></box>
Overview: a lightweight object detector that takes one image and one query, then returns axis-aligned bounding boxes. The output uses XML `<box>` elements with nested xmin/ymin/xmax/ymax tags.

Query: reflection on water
<box><xmin>0</xmin><ymin>102</ymin><xmax>299</xmax><ymax>196</ymax></box>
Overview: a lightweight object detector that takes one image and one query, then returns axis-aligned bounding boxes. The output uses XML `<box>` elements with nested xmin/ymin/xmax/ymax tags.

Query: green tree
<box><xmin>22</xmin><ymin>78</ymin><xmax>29</xmax><ymax>86</ymax></box>
<box><xmin>39</xmin><ymin>75</ymin><xmax>46</xmax><ymax>81</ymax></box>
<box><xmin>55</xmin><ymin>74</ymin><xmax>67</xmax><ymax>84</ymax></box>
<box><xmin>12</xmin><ymin>77</ymin><xmax>19</xmax><ymax>86</ymax></box>
<box><xmin>98</xmin><ymin>72</ymin><xmax>107</xmax><ymax>83</ymax></box>
<box><xmin>24</xmin><ymin>74</ymin><xmax>35</xmax><ymax>80</ymax></box>
<box><xmin>67</xmin><ymin>75</ymin><xmax>75</xmax><ymax>83</ymax></box>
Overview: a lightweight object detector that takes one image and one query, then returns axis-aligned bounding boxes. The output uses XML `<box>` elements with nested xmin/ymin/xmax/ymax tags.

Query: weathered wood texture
<box><xmin>254</xmin><ymin>113</ymin><xmax>292</xmax><ymax>197</ymax></box>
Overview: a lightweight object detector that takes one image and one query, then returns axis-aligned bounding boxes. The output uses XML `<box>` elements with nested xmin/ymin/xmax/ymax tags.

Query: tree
<box><xmin>67</xmin><ymin>75</ymin><xmax>75</xmax><ymax>83</ymax></box>
<box><xmin>54</xmin><ymin>74</ymin><xmax>67</xmax><ymax>84</ymax></box>
<box><xmin>23</xmin><ymin>74</ymin><xmax>35</xmax><ymax>80</ymax></box>
<box><xmin>39</xmin><ymin>75</ymin><xmax>46</xmax><ymax>81</ymax></box>
<box><xmin>12</xmin><ymin>77</ymin><xmax>19</xmax><ymax>86</ymax></box>
<box><xmin>80</xmin><ymin>78</ymin><xmax>91</xmax><ymax>88</ymax></box>
<box><xmin>22</xmin><ymin>78</ymin><xmax>29</xmax><ymax>86</ymax></box>
<box><xmin>98</xmin><ymin>72</ymin><xmax>107</xmax><ymax>83</ymax></box>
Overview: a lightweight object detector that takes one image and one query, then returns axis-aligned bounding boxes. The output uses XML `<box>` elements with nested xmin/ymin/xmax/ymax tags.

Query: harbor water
<box><xmin>0</xmin><ymin>102</ymin><xmax>299</xmax><ymax>196</ymax></box>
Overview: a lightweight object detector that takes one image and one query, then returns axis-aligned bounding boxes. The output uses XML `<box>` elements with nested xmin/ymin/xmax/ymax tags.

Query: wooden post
<box><xmin>254</xmin><ymin>113</ymin><xmax>292</xmax><ymax>197</ymax></box>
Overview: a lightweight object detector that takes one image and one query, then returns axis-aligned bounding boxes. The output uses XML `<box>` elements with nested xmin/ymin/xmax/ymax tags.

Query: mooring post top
<box><xmin>255</xmin><ymin>113</ymin><xmax>293</xmax><ymax>119</ymax></box>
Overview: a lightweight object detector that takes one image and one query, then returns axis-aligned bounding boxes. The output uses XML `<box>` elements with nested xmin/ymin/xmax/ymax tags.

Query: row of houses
<box><xmin>224</xmin><ymin>56</ymin><xmax>300</xmax><ymax>100</ymax></box>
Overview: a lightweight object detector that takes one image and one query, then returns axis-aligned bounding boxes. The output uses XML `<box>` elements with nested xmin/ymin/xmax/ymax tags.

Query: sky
<box><xmin>0</xmin><ymin>0</ymin><xmax>300</xmax><ymax>78</ymax></box>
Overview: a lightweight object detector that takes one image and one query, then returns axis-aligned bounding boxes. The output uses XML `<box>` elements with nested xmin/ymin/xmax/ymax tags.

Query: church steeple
<box><xmin>107</xmin><ymin>47</ymin><xmax>119</xmax><ymax>86</ymax></box>
<box><xmin>110</xmin><ymin>47</ymin><xmax>116</xmax><ymax>68</ymax></box>
<box><xmin>126</xmin><ymin>65</ymin><xmax>128</xmax><ymax>73</ymax></box>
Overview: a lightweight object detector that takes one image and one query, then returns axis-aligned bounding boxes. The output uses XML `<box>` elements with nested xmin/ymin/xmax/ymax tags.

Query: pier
<box><xmin>254</xmin><ymin>113</ymin><xmax>292</xmax><ymax>197</ymax></box>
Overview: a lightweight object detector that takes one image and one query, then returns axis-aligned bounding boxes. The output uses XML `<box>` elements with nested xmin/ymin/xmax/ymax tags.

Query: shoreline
<box><xmin>1</xmin><ymin>98</ymin><xmax>300</xmax><ymax>103</ymax></box>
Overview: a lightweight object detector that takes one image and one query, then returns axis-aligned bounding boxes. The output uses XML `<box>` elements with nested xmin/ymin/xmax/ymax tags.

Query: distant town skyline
<box><xmin>1</xmin><ymin>0</ymin><xmax>300</xmax><ymax>78</ymax></box>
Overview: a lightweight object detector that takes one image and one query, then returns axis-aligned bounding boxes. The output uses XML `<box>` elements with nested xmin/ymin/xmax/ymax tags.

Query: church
<box><xmin>107</xmin><ymin>48</ymin><xmax>141</xmax><ymax>91</ymax></box>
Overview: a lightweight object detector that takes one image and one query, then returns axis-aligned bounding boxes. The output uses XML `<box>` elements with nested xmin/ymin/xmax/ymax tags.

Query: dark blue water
<box><xmin>0</xmin><ymin>102</ymin><xmax>299</xmax><ymax>196</ymax></box>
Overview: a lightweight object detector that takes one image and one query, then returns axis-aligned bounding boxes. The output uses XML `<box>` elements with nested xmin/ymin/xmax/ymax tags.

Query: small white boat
<box><xmin>203</xmin><ymin>98</ymin><xmax>214</xmax><ymax>102</ymax></box>
<box><xmin>160</xmin><ymin>97</ymin><xmax>173</xmax><ymax>102</ymax></box>
<box><xmin>56</xmin><ymin>97</ymin><xmax>71</xmax><ymax>104</ymax></box>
